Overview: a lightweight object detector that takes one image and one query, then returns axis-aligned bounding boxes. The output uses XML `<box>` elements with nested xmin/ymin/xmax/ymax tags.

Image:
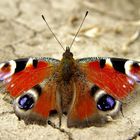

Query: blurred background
<box><xmin>0</xmin><ymin>0</ymin><xmax>140</xmax><ymax>140</ymax></box>
<box><xmin>0</xmin><ymin>0</ymin><xmax>140</xmax><ymax>60</ymax></box>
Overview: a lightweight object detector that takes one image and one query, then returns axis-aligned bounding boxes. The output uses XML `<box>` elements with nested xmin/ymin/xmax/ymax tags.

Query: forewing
<box><xmin>77</xmin><ymin>57</ymin><xmax>140</xmax><ymax>100</ymax></box>
<box><xmin>0</xmin><ymin>57</ymin><xmax>60</xmax><ymax>97</ymax></box>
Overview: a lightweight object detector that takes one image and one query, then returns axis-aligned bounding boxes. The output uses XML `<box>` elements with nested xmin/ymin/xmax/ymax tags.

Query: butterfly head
<box><xmin>62</xmin><ymin>47</ymin><xmax>73</xmax><ymax>59</ymax></box>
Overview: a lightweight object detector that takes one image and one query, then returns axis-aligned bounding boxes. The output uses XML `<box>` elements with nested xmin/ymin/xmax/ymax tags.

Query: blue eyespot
<box><xmin>97</xmin><ymin>94</ymin><xmax>116</xmax><ymax>111</ymax></box>
<box><xmin>18</xmin><ymin>94</ymin><xmax>34</xmax><ymax>110</ymax></box>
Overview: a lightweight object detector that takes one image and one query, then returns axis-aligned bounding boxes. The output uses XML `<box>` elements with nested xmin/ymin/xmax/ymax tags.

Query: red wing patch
<box><xmin>78</xmin><ymin>58</ymin><xmax>139</xmax><ymax>100</ymax></box>
<box><xmin>0</xmin><ymin>58</ymin><xmax>58</xmax><ymax>97</ymax></box>
<box><xmin>7</xmin><ymin>61</ymin><xmax>51</xmax><ymax>97</ymax></box>
<box><xmin>33</xmin><ymin>83</ymin><xmax>57</xmax><ymax>118</ymax></box>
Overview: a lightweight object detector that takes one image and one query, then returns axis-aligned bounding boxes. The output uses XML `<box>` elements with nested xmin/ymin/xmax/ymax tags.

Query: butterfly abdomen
<box><xmin>57</xmin><ymin>80</ymin><xmax>74</xmax><ymax>114</ymax></box>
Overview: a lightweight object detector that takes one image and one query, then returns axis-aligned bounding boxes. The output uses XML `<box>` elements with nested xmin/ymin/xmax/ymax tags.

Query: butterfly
<box><xmin>0</xmin><ymin>11</ymin><xmax>140</xmax><ymax>128</ymax></box>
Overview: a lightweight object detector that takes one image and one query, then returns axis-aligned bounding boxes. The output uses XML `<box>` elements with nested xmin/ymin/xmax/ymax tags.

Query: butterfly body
<box><xmin>57</xmin><ymin>46</ymin><xmax>77</xmax><ymax>82</ymax></box>
<box><xmin>0</xmin><ymin>45</ymin><xmax>140</xmax><ymax>128</ymax></box>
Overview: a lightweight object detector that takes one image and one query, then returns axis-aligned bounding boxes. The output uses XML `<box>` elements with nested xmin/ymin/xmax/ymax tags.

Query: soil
<box><xmin>0</xmin><ymin>0</ymin><xmax>140</xmax><ymax>140</ymax></box>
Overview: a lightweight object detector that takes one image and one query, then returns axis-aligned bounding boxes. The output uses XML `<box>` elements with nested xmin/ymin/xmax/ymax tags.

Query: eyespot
<box><xmin>14</xmin><ymin>86</ymin><xmax>40</xmax><ymax>114</ymax></box>
<box><xmin>13</xmin><ymin>85</ymin><xmax>49</xmax><ymax>124</ymax></box>
<box><xmin>18</xmin><ymin>94</ymin><xmax>35</xmax><ymax>110</ymax></box>
<box><xmin>97</xmin><ymin>94</ymin><xmax>116</xmax><ymax>111</ymax></box>
<box><xmin>91</xmin><ymin>87</ymin><xmax>121</xmax><ymax>115</ymax></box>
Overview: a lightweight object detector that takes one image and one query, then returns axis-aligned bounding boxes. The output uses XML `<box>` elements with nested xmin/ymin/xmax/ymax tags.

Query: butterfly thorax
<box><xmin>58</xmin><ymin>47</ymin><xmax>77</xmax><ymax>82</ymax></box>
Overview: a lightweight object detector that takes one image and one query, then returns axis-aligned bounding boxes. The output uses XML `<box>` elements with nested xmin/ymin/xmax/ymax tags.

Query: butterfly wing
<box><xmin>67</xmin><ymin>57</ymin><xmax>140</xmax><ymax>127</ymax></box>
<box><xmin>13</xmin><ymin>83</ymin><xmax>57</xmax><ymax>124</ymax></box>
<box><xmin>67</xmin><ymin>80</ymin><xmax>121</xmax><ymax>127</ymax></box>
<box><xmin>0</xmin><ymin>57</ymin><xmax>60</xmax><ymax>123</ymax></box>
<box><xmin>77</xmin><ymin>57</ymin><xmax>140</xmax><ymax>100</ymax></box>
<box><xmin>0</xmin><ymin>57</ymin><xmax>59</xmax><ymax>97</ymax></box>
<box><xmin>67</xmin><ymin>80</ymin><xmax>99</xmax><ymax>127</ymax></box>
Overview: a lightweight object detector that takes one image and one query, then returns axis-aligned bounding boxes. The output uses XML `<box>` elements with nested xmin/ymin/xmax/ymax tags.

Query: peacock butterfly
<box><xmin>0</xmin><ymin>11</ymin><xmax>140</xmax><ymax>128</ymax></box>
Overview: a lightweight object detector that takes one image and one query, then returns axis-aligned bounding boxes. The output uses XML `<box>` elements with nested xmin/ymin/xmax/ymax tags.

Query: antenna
<box><xmin>70</xmin><ymin>11</ymin><xmax>88</xmax><ymax>49</ymax></box>
<box><xmin>42</xmin><ymin>15</ymin><xmax>65</xmax><ymax>51</ymax></box>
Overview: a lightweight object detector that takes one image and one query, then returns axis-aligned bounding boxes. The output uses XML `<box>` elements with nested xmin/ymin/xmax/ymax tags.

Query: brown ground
<box><xmin>0</xmin><ymin>0</ymin><xmax>140</xmax><ymax>140</ymax></box>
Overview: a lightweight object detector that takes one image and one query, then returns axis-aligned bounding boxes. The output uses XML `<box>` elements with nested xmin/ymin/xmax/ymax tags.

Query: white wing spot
<box><xmin>0</xmin><ymin>60</ymin><xmax>16</xmax><ymax>80</ymax></box>
<box><xmin>123</xmin><ymin>85</ymin><xmax>126</xmax><ymax>88</ymax></box>
<box><xmin>26</xmin><ymin>58</ymin><xmax>33</xmax><ymax>67</ymax></box>
<box><xmin>125</xmin><ymin>60</ymin><xmax>140</xmax><ymax>82</ymax></box>
<box><xmin>106</xmin><ymin>58</ymin><xmax>113</xmax><ymax>67</ymax></box>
